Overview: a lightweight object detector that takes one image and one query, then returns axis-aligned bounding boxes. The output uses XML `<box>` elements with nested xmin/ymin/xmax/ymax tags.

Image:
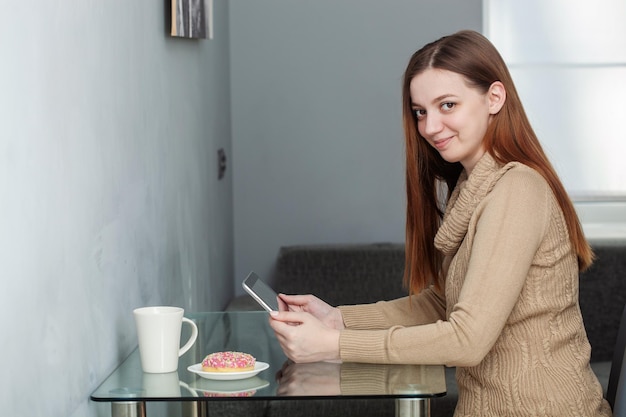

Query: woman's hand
<box><xmin>277</xmin><ymin>294</ymin><xmax>345</xmax><ymax>330</ymax></box>
<box><xmin>269</xmin><ymin>309</ymin><xmax>341</xmax><ymax>363</ymax></box>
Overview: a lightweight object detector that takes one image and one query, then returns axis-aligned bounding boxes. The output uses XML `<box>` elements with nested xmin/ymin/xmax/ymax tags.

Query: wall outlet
<box><xmin>217</xmin><ymin>148</ymin><xmax>227</xmax><ymax>179</ymax></box>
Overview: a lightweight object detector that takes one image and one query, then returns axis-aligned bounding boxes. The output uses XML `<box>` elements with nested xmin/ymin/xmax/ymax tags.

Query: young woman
<box><xmin>269</xmin><ymin>30</ymin><xmax>612</xmax><ymax>416</ymax></box>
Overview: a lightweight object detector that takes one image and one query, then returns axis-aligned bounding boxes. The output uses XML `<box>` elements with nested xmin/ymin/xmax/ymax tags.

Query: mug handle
<box><xmin>179</xmin><ymin>317</ymin><xmax>198</xmax><ymax>357</ymax></box>
<box><xmin>179</xmin><ymin>381</ymin><xmax>199</xmax><ymax>397</ymax></box>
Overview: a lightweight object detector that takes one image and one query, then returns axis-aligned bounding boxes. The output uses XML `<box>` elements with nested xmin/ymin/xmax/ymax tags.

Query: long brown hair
<box><xmin>401</xmin><ymin>30</ymin><xmax>592</xmax><ymax>295</ymax></box>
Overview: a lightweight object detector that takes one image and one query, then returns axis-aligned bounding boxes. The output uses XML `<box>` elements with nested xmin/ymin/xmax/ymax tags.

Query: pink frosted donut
<box><xmin>202</xmin><ymin>351</ymin><xmax>256</xmax><ymax>372</ymax></box>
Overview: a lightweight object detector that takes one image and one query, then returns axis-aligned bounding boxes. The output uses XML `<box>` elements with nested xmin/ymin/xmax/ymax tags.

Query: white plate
<box><xmin>191</xmin><ymin>376</ymin><xmax>270</xmax><ymax>396</ymax></box>
<box><xmin>187</xmin><ymin>361</ymin><xmax>270</xmax><ymax>381</ymax></box>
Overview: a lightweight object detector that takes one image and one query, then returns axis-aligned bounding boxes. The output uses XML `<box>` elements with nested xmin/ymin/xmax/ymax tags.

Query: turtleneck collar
<box><xmin>434</xmin><ymin>153</ymin><xmax>520</xmax><ymax>255</ymax></box>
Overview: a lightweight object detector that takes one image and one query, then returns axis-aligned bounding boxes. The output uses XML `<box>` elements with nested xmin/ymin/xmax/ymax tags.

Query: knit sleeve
<box><xmin>339</xmin><ymin>167</ymin><xmax>552</xmax><ymax>366</ymax></box>
<box><xmin>338</xmin><ymin>286</ymin><xmax>447</xmax><ymax>330</ymax></box>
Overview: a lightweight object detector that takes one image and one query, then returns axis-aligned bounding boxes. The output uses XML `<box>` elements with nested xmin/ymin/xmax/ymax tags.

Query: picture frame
<box><xmin>170</xmin><ymin>0</ymin><xmax>213</xmax><ymax>39</ymax></box>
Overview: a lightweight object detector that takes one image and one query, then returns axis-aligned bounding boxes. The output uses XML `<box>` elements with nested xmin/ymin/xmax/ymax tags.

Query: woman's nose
<box><xmin>423</xmin><ymin>114</ymin><xmax>443</xmax><ymax>136</ymax></box>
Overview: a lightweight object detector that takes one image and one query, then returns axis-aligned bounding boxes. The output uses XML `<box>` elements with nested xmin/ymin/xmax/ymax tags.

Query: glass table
<box><xmin>91</xmin><ymin>311</ymin><xmax>446</xmax><ymax>417</ymax></box>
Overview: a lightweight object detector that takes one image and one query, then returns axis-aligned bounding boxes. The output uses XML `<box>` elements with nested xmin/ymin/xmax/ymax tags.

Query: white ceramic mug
<box><xmin>133</xmin><ymin>306</ymin><xmax>198</xmax><ymax>373</ymax></box>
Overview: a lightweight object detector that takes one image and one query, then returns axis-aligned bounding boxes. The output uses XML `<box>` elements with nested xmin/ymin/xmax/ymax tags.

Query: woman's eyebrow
<box><xmin>431</xmin><ymin>94</ymin><xmax>456</xmax><ymax>103</ymax></box>
<box><xmin>411</xmin><ymin>94</ymin><xmax>456</xmax><ymax>107</ymax></box>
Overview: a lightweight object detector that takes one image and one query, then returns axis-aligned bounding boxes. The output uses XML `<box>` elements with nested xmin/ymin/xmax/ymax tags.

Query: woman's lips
<box><xmin>433</xmin><ymin>136</ymin><xmax>453</xmax><ymax>150</ymax></box>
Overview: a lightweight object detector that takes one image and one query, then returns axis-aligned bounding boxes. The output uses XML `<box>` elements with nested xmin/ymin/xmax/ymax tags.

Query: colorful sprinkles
<box><xmin>202</xmin><ymin>351</ymin><xmax>256</xmax><ymax>372</ymax></box>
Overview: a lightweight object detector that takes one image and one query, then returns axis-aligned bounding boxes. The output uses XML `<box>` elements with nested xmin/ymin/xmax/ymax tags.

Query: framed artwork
<box><xmin>170</xmin><ymin>0</ymin><xmax>213</xmax><ymax>39</ymax></box>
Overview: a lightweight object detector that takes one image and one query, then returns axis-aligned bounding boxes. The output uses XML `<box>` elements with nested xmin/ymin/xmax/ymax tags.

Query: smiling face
<box><xmin>409</xmin><ymin>68</ymin><xmax>505</xmax><ymax>173</ymax></box>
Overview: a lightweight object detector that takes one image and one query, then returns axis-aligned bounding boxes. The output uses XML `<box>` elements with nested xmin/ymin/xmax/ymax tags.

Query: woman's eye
<box><xmin>413</xmin><ymin>109</ymin><xmax>426</xmax><ymax>120</ymax></box>
<box><xmin>441</xmin><ymin>102</ymin><xmax>455</xmax><ymax>111</ymax></box>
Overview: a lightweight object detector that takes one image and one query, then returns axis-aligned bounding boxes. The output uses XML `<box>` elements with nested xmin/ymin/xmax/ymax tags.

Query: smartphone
<box><xmin>242</xmin><ymin>271</ymin><xmax>280</xmax><ymax>312</ymax></box>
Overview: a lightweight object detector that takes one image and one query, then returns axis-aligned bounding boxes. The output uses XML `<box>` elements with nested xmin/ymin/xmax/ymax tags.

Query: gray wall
<box><xmin>0</xmin><ymin>1</ymin><xmax>233</xmax><ymax>416</ymax></box>
<box><xmin>230</xmin><ymin>0</ymin><xmax>483</xmax><ymax>293</ymax></box>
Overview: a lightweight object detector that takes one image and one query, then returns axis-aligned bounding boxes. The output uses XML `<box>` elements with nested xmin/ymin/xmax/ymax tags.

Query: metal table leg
<box><xmin>111</xmin><ymin>401</ymin><xmax>146</xmax><ymax>417</ymax></box>
<box><xmin>395</xmin><ymin>398</ymin><xmax>430</xmax><ymax>417</ymax></box>
<box><xmin>182</xmin><ymin>401</ymin><xmax>207</xmax><ymax>417</ymax></box>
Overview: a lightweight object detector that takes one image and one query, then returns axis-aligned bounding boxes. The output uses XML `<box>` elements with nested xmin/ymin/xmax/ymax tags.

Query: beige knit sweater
<box><xmin>338</xmin><ymin>154</ymin><xmax>612</xmax><ymax>416</ymax></box>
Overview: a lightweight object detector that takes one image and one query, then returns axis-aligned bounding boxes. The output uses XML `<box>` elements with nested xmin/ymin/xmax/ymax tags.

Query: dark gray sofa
<box><xmin>227</xmin><ymin>242</ymin><xmax>626</xmax><ymax>416</ymax></box>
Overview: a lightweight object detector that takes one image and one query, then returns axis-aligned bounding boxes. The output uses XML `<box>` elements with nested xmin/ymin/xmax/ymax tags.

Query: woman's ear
<box><xmin>487</xmin><ymin>81</ymin><xmax>506</xmax><ymax>115</ymax></box>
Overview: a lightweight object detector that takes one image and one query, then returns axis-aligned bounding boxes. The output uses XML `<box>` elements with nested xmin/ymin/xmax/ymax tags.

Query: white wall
<box><xmin>0</xmin><ymin>1</ymin><xmax>233</xmax><ymax>416</ymax></box>
<box><xmin>230</xmin><ymin>0</ymin><xmax>483</xmax><ymax>292</ymax></box>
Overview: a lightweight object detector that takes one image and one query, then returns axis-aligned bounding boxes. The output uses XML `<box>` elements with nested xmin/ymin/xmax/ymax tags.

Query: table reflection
<box><xmin>275</xmin><ymin>360</ymin><xmax>445</xmax><ymax>398</ymax></box>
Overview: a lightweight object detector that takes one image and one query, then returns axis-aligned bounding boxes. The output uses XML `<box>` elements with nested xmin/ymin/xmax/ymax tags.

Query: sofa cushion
<box><xmin>579</xmin><ymin>244</ymin><xmax>626</xmax><ymax>362</ymax></box>
<box><xmin>271</xmin><ymin>243</ymin><xmax>408</xmax><ymax>306</ymax></box>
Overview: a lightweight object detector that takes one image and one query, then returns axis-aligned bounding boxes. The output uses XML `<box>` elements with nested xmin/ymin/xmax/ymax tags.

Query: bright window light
<box><xmin>484</xmin><ymin>0</ymin><xmax>626</xmax><ymax>200</ymax></box>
